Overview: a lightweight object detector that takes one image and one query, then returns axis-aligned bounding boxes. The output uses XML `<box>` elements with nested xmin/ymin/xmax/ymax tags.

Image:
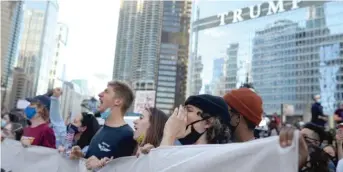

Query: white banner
<box><xmin>1</xmin><ymin>134</ymin><xmax>298</xmax><ymax>172</ymax></box>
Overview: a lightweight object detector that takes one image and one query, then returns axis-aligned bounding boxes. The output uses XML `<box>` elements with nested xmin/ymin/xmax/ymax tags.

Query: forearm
<box><xmin>160</xmin><ymin>134</ymin><xmax>176</xmax><ymax>146</ymax></box>
<box><xmin>338</xmin><ymin>141</ymin><xmax>343</xmax><ymax>160</ymax></box>
<box><xmin>50</xmin><ymin>97</ymin><xmax>64</xmax><ymax>125</ymax></box>
<box><xmin>50</xmin><ymin>97</ymin><xmax>66</xmax><ymax>137</ymax></box>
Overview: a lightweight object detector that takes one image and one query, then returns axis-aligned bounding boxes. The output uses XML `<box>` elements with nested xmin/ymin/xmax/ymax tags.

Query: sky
<box><xmin>57</xmin><ymin>0</ymin><xmax>121</xmax><ymax>95</ymax></box>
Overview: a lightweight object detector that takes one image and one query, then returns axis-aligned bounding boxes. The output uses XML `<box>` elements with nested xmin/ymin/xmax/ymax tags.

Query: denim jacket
<box><xmin>50</xmin><ymin>96</ymin><xmax>67</xmax><ymax>147</ymax></box>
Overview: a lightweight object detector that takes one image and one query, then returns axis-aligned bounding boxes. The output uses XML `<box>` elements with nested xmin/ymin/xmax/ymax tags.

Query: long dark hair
<box><xmin>76</xmin><ymin>112</ymin><xmax>100</xmax><ymax>149</ymax></box>
<box><xmin>141</xmin><ymin>107</ymin><xmax>169</xmax><ymax>148</ymax></box>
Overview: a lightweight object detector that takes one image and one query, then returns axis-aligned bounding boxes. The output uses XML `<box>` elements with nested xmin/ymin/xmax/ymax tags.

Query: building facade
<box><xmin>188</xmin><ymin>0</ymin><xmax>343</xmax><ymax>115</ymax></box>
<box><xmin>17</xmin><ymin>1</ymin><xmax>59</xmax><ymax>97</ymax></box>
<box><xmin>49</xmin><ymin>23</ymin><xmax>68</xmax><ymax>89</ymax></box>
<box><xmin>9</xmin><ymin>67</ymin><xmax>34</xmax><ymax>109</ymax></box>
<box><xmin>1</xmin><ymin>1</ymin><xmax>23</xmax><ymax>107</ymax></box>
<box><xmin>113</xmin><ymin>0</ymin><xmax>192</xmax><ymax>113</ymax></box>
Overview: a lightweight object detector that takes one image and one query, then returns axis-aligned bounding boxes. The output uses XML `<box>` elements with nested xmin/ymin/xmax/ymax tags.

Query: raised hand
<box><xmin>279</xmin><ymin>126</ymin><xmax>308</xmax><ymax>168</ymax></box>
<box><xmin>53</xmin><ymin>88</ymin><xmax>62</xmax><ymax>98</ymax></box>
<box><xmin>164</xmin><ymin>105</ymin><xmax>188</xmax><ymax>139</ymax></box>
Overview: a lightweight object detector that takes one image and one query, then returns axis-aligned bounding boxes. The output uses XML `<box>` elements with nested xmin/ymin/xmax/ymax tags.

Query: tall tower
<box><xmin>17</xmin><ymin>1</ymin><xmax>59</xmax><ymax>96</ymax></box>
<box><xmin>113</xmin><ymin>0</ymin><xmax>192</xmax><ymax>113</ymax></box>
<box><xmin>1</xmin><ymin>1</ymin><xmax>23</xmax><ymax>108</ymax></box>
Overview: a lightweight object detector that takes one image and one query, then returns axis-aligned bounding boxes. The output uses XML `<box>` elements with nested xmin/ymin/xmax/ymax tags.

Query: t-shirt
<box><xmin>85</xmin><ymin>124</ymin><xmax>136</xmax><ymax>159</ymax></box>
<box><xmin>335</xmin><ymin>109</ymin><xmax>343</xmax><ymax>124</ymax></box>
<box><xmin>311</xmin><ymin>102</ymin><xmax>326</xmax><ymax>127</ymax></box>
<box><xmin>23</xmin><ymin>123</ymin><xmax>56</xmax><ymax>149</ymax></box>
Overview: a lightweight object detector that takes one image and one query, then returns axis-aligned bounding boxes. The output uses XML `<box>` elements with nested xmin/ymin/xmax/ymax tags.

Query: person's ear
<box><xmin>204</xmin><ymin>117</ymin><xmax>214</xmax><ymax>129</ymax></box>
<box><xmin>114</xmin><ymin>98</ymin><xmax>123</xmax><ymax>106</ymax></box>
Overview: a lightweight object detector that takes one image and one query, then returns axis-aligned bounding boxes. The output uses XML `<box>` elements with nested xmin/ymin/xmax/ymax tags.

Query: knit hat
<box><xmin>223</xmin><ymin>88</ymin><xmax>263</xmax><ymax>126</ymax></box>
<box><xmin>26</xmin><ymin>95</ymin><xmax>51</xmax><ymax>111</ymax></box>
<box><xmin>185</xmin><ymin>94</ymin><xmax>230</xmax><ymax>124</ymax></box>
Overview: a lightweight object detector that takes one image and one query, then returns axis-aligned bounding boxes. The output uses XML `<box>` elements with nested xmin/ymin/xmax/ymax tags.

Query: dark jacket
<box><xmin>311</xmin><ymin>102</ymin><xmax>326</xmax><ymax>127</ymax></box>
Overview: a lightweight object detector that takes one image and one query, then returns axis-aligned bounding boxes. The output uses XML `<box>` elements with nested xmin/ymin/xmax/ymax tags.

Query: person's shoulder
<box><xmin>119</xmin><ymin>124</ymin><xmax>134</xmax><ymax>136</ymax></box>
<box><xmin>41</xmin><ymin>123</ymin><xmax>55</xmax><ymax>133</ymax></box>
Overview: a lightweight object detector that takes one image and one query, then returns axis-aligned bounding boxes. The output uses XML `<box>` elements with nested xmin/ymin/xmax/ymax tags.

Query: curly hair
<box><xmin>31</xmin><ymin>102</ymin><xmax>49</xmax><ymax>122</ymax></box>
<box><xmin>202</xmin><ymin>113</ymin><xmax>231</xmax><ymax>144</ymax></box>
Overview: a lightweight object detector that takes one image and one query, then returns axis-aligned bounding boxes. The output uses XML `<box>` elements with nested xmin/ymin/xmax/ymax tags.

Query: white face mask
<box><xmin>316</xmin><ymin>99</ymin><xmax>321</xmax><ymax>103</ymax></box>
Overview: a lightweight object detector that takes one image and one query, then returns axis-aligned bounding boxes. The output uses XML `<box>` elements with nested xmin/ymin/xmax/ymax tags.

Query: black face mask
<box><xmin>69</xmin><ymin>124</ymin><xmax>80</xmax><ymax>134</ymax></box>
<box><xmin>179</xmin><ymin>119</ymin><xmax>207</xmax><ymax>145</ymax></box>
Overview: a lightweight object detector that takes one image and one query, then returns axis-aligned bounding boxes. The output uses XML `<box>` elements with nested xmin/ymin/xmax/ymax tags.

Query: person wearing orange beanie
<box><xmin>223</xmin><ymin>88</ymin><xmax>309</xmax><ymax>169</ymax></box>
<box><xmin>223</xmin><ymin>88</ymin><xmax>263</xmax><ymax>142</ymax></box>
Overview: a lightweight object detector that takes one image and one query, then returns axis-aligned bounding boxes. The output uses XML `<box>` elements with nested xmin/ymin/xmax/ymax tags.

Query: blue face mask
<box><xmin>1</xmin><ymin>120</ymin><xmax>7</xmax><ymax>128</ymax></box>
<box><xmin>24</xmin><ymin>107</ymin><xmax>37</xmax><ymax>120</ymax></box>
<box><xmin>100</xmin><ymin>108</ymin><xmax>111</xmax><ymax>120</ymax></box>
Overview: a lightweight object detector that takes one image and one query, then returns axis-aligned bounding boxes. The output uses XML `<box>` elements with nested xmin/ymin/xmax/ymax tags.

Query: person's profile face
<box><xmin>185</xmin><ymin>105</ymin><xmax>206</xmax><ymax>133</ymax></box>
<box><xmin>228</xmin><ymin>105</ymin><xmax>240</xmax><ymax>127</ymax></box>
<box><xmin>301</xmin><ymin>128</ymin><xmax>320</xmax><ymax>146</ymax></box>
<box><xmin>72</xmin><ymin>114</ymin><xmax>83</xmax><ymax>128</ymax></box>
<box><xmin>98</xmin><ymin>86</ymin><xmax>116</xmax><ymax>112</ymax></box>
<box><xmin>133</xmin><ymin>109</ymin><xmax>151</xmax><ymax>141</ymax></box>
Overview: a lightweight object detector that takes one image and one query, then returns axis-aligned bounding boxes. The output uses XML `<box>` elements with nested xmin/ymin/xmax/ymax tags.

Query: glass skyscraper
<box><xmin>188</xmin><ymin>1</ymin><xmax>343</xmax><ymax>115</ymax></box>
<box><xmin>113</xmin><ymin>0</ymin><xmax>192</xmax><ymax>114</ymax></box>
<box><xmin>17</xmin><ymin>1</ymin><xmax>59</xmax><ymax>96</ymax></box>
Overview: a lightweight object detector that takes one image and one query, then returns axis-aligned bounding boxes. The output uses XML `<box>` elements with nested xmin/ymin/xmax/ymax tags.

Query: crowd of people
<box><xmin>1</xmin><ymin>80</ymin><xmax>343</xmax><ymax>172</ymax></box>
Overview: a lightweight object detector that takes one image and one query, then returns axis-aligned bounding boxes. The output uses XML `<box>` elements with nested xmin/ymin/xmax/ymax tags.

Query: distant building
<box><xmin>17</xmin><ymin>1</ymin><xmax>59</xmax><ymax>96</ymax></box>
<box><xmin>9</xmin><ymin>67</ymin><xmax>34</xmax><ymax>109</ymax></box>
<box><xmin>113</xmin><ymin>0</ymin><xmax>192</xmax><ymax>113</ymax></box>
<box><xmin>224</xmin><ymin>43</ymin><xmax>239</xmax><ymax>91</ymax></box>
<box><xmin>60</xmin><ymin>81</ymin><xmax>87</xmax><ymax>120</ymax></box>
<box><xmin>211</xmin><ymin>58</ymin><xmax>225</xmax><ymax>96</ymax></box>
<box><xmin>1</xmin><ymin>1</ymin><xmax>23</xmax><ymax>107</ymax></box>
<box><xmin>49</xmin><ymin>23</ymin><xmax>68</xmax><ymax>89</ymax></box>
<box><xmin>189</xmin><ymin>1</ymin><xmax>343</xmax><ymax>115</ymax></box>
<box><xmin>204</xmin><ymin>84</ymin><xmax>211</xmax><ymax>94</ymax></box>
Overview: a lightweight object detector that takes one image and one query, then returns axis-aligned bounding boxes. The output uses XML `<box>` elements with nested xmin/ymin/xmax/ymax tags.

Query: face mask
<box><xmin>100</xmin><ymin>108</ymin><xmax>111</xmax><ymax>120</ymax></box>
<box><xmin>316</xmin><ymin>99</ymin><xmax>321</xmax><ymax>103</ymax></box>
<box><xmin>1</xmin><ymin>120</ymin><xmax>7</xmax><ymax>128</ymax></box>
<box><xmin>179</xmin><ymin>119</ymin><xmax>207</xmax><ymax>145</ymax></box>
<box><xmin>69</xmin><ymin>124</ymin><xmax>80</xmax><ymax>134</ymax></box>
<box><xmin>24</xmin><ymin>107</ymin><xmax>37</xmax><ymax>120</ymax></box>
<box><xmin>136</xmin><ymin>134</ymin><xmax>145</xmax><ymax>145</ymax></box>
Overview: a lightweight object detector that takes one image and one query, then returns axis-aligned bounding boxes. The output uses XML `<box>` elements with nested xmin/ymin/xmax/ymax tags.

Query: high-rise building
<box><xmin>49</xmin><ymin>23</ymin><xmax>68</xmax><ymax>89</ymax></box>
<box><xmin>189</xmin><ymin>1</ymin><xmax>343</xmax><ymax>115</ymax></box>
<box><xmin>224</xmin><ymin>43</ymin><xmax>239</xmax><ymax>91</ymax></box>
<box><xmin>204</xmin><ymin>84</ymin><xmax>211</xmax><ymax>94</ymax></box>
<box><xmin>252</xmin><ymin>20</ymin><xmax>301</xmax><ymax>114</ymax></box>
<box><xmin>211</xmin><ymin>58</ymin><xmax>225</xmax><ymax>96</ymax></box>
<box><xmin>113</xmin><ymin>0</ymin><xmax>192</xmax><ymax>113</ymax></box>
<box><xmin>17</xmin><ymin>1</ymin><xmax>58</xmax><ymax>97</ymax></box>
<box><xmin>188</xmin><ymin>55</ymin><xmax>203</xmax><ymax>95</ymax></box>
<box><xmin>113</xmin><ymin>0</ymin><xmax>138</xmax><ymax>83</ymax></box>
<box><xmin>9</xmin><ymin>67</ymin><xmax>34</xmax><ymax>109</ymax></box>
<box><xmin>156</xmin><ymin>0</ymin><xmax>192</xmax><ymax>113</ymax></box>
<box><xmin>1</xmin><ymin>1</ymin><xmax>23</xmax><ymax>107</ymax></box>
